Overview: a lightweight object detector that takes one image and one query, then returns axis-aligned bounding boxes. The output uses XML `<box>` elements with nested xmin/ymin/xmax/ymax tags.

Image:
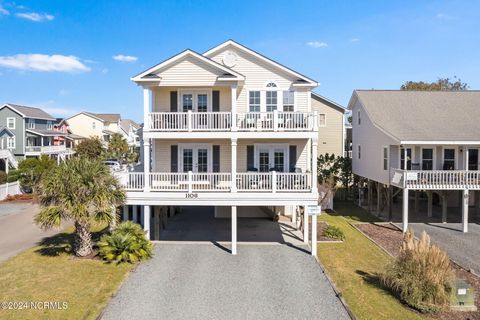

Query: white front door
<box><xmin>179</xmin><ymin>144</ymin><xmax>211</xmax><ymax>173</ymax></box>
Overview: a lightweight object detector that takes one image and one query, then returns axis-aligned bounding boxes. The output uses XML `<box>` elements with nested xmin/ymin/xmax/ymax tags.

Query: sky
<box><xmin>0</xmin><ymin>0</ymin><xmax>479</xmax><ymax>123</ymax></box>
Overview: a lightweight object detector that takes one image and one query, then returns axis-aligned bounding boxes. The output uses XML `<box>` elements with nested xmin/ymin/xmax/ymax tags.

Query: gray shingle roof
<box><xmin>5</xmin><ymin>104</ymin><xmax>56</xmax><ymax>120</ymax></box>
<box><xmin>119</xmin><ymin>118</ymin><xmax>140</xmax><ymax>133</ymax></box>
<box><xmin>352</xmin><ymin>90</ymin><xmax>480</xmax><ymax>142</ymax></box>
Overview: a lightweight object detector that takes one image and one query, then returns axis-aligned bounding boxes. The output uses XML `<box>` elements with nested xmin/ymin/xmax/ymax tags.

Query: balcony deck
<box><xmin>390</xmin><ymin>168</ymin><xmax>480</xmax><ymax>190</ymax></box>
<box><xmin>25</xmin><ymin>145</ymin><xmax>74</xmax><ymax>155</ymax></box>
<box><xmin>146</xmin><ymin>111</ymin><xmax>317</xmax><ymax>132</ymax></box>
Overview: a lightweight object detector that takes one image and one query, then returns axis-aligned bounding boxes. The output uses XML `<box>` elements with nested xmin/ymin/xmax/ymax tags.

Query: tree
<box><xmin>401</xmin><ymin>76</ymin><xmax>468</xmax><ymax>91</ymax></box>
<box><xmin>17</xmin><ymin>155</ymin><xmax>56</xmax><ymax>193</ymax></box>
<box><xmin>317</xmin><ymin>153</ymin><xmax>341</xmax><ymax>208</ymax></box>
<box><xmin>106</xmin><ymin>133</ymin><xmax>129</xmax><ymax>161</ymax></box>
<box><xmin>75</xmin><ymin>137</ymin><xmax>105</xmax><ymax>159</ymax></box>
<box><xmin>35</xmin><ymin>157</ymin><xmax>126</xmax><ymax>257</ymax></box>
<box><xmin>338</xmin><ymin>156</ymin><xmax>353</xmax><ymax>199</ymax></box>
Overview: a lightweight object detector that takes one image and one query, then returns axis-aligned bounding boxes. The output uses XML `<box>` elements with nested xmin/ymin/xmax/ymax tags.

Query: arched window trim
<box><xmin>264</xmin><ymin>80</ymin><xmax>278</xmax><ymax>90</ymax></box>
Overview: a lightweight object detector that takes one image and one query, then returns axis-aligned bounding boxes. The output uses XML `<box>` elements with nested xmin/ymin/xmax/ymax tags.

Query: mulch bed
<box><xmin>356</xmin><ymin>222</ymin><xmax>480</xmax><ymax>320</ymax></box>
<box><xmin>309</xmin><ymin>221</ymin><xmax>342</xmax><ymax>242</ymax></box>
<box><xmin>1</xmin><ymin>193</ymin><xmax>36</xmax><ymax>203</ymax></box>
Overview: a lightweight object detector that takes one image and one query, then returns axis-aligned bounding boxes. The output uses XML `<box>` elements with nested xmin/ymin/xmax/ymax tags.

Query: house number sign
<box><xmin>185</xmin><ymin>193</ymin><xmax>198</xmax><ymax>199</ymax></box>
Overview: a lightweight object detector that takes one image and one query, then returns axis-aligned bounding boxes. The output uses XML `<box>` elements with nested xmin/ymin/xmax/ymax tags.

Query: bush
<box><xmin>0</xmin><ymin>171</ymin><xmax>6</xmax><ymax>184</ymax></box>
<box><xmin>323</xmin><ymin>225</ymin><xmax>345</xmax><ymax>241</ymax></box>
<box><xmin>381</xmin><ymin>230</ymin><xmax>454</xmax><ymax>313</ymax></box>
<box><xmin>98</xmin><ymin>221</ymin><xmax>153</xmax><ymax>264</ymax></box>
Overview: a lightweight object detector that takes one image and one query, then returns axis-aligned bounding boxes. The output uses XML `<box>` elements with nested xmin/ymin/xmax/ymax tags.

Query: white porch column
<box><xmin>5</xmin><ymin>158</ymin><xmax>8</xmax><ymax>175</ymax></box>
<box><xmin>462</xmin><ymin>189</ymin><xmax>469</xmax><ymax>233</ymax></box>
<box><xmin>231</xmin><ymin>138</ymin><xmax>237</xmax><ymax>192</ymax></box>
<box><xmin>231</xmin><ymin>85</ymin><xmax>237</xmax><ymax>131</ymax></box>
<box><xmin>143</xmin><ymin>205</ymin><xmax>151</xmax><ymax>240</ymax></box>
<box><xmin>402</xmin><ymin>188</ymin><xmax>409</xmax><ymax>233</ymax></box>
<box><xmin>122</xmin><ymin>205</ymin><xmax>128</xmax><ymax>221</ymax></box>
<box><xmin>132</xmin><ymin>205</ymin><xmax>138</xmax><ymax>223</ymax></box>
<box><xmin>311</xmin><ymin>138</ymin><xmax>318</xmax><ymax>193</ymax></box>
<box><xmin>143</xmin><ymin>87</ymin><xmax>152</xmax><ymax>130</ymax></box>
<box><xmin>311</xmin><ymin>213</ymin><xmax>317</xmax><ymax>257</ymax></box>
<box><xmin>403</xmin><ymin>146</ymin><xmax>408</xmax><ymax>170</ymax></box>
<box><xmin>303</xmin><ymin>205</ymin><xmax>309</xmax><ymax>243</ymax></box>
<box><xmin>292</xmin><ymin>206</ymin><xmax>298</xmax><ymax>225</ymax></box>
<box><xmin>231</xmin><ymin>205</ymin><xmax>237</xmax><ymax>255</ymax></box>
<box><xmin>143</xmin><ymin>140</ymin><xmax>151</xmax><ymax>191</ymax></box>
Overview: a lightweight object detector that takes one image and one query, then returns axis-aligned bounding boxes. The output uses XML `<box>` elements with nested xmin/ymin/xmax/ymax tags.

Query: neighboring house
<box><xmin>311</xmin><ymin>92</ymin><xmax>345</xmax><ymax>157</ymax></box>
<box><xmin>0</xmin><ymin>103</ymin><xmax>73</xmax><ymax>162</ymax></box>
<box><xmin>348</xmin><ymin>90</ymin><xmax>480</xmax><ymax>233</ymax></box>
<box><xmin>65</xmin><ymin>112</ymin><xmax>121</xmax><ymax>143</ymax></box>
<box><xmin>53</xmin><ymin>118</ymin><xmax>74</xmax><ymax>149</ymax></box>
<box><xmin>119</xmin><ymin>118</ymin><xmax>141</xmax><ymax>148</ymax></box>
<box><xmin>344</xmin><ymin>122</ymin><xmax>352</xmax><ymax>158</ymax></box>
<box><xmin>117</xmin><ymin>39</ymin><xmax>323</xmax><ymax>254</ymax></box>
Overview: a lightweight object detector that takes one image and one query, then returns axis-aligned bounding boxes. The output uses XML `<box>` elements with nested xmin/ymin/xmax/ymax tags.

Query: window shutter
<box><xmin>247</xmin><ymin>145</ymin><xmax>255</xmax><ymax>171</ymax></box>
<box><xmin>212</xmin><ymin>90</ymin><xmax>220</xmax><ymax>112</ymax></box>
<box><xmin>170</xmin><ymin>91</ymin><xmax>178</xmax><ymax>112</ymax></box>
<box><xmin>171</xmin><ymin>145</ymin><xmax>178</xmax><ymax>172</ymax></box>
<box><xmin>212</xmin><ymin>145</ymin><xmax>220</xmax><ymax>172</ymax></box>
<box><xmin>289</xmin><ymin>145</ymin><xmax>297</xmax><ymax>172</ymax></box>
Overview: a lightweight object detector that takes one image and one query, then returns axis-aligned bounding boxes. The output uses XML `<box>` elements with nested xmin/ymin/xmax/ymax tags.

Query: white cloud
<box><xmin>436</xmin><ymin>13</ymin><xmax>452</xmax><ymax>20</ymax></box>
<box><xmin>0</xmin><ymin>54</ymin><xmax>91</xmax><ymax>72</ymax></box>
<box><xmin>101</xmin><ymin>68</ymin><xmax>108</xmax><ymax>74</ymax></box>
<box><xmin>113</xmin><ymin>54</ymin><xmax>138</xmax><ymax>62</ymax></box>
<box><xmin>350</xmin><ymin>38</ymin><xmax>360</xmax><ymax>43</ymax></box>
<box><xmin>306</xmin><ymin>41</ymin><xmax>328</xmax><ymax>48</ymax></box>
<box><xmin>15</xmin><ymin>12</ymin><xmax>54</xmax><ymax>22</ymax></box>
<box><xmin>0</xmin><ymin>5</ymin><xmax>9</xmax><ymax>15</ymax></box>
<box><xmin>58</xmin><ymin>89</ymin><xmax>70</xmax><ymax>96</ymax></box>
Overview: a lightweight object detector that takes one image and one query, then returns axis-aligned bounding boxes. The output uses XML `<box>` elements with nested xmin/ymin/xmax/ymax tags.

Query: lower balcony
<box><xmin>116</xmin><ymin>172</ymin><xmax>313</xmax><ymax>193</ymax></box>
<box><xmin>25</xmin><ymin>145</ymin><xmax>74</xmax><ymax>155</ymax></box>
<box><xmin>390</xmin><ymin>168</ymin><xmax>480</xmax><ymax>190</ymax></box>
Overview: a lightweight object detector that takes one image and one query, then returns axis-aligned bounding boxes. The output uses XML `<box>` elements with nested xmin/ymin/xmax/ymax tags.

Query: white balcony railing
<box><xmin>116</xmin><ymin>172</ymin><xmax>312</xmax><ymax>193</ymax></box>
<box><xmin>25</xmin><ymin>145</ymin><xmax>69</xmax><ymax>154</ymax></box>
<box><xmin>390</xmin><ymin>168</ymin><xmax>480</xmax><ymax>190</ymax></box>
<box><xmin>147</xmin><ymin>111</ymin><xmax>316</xmax><ymax>132</ymax></box>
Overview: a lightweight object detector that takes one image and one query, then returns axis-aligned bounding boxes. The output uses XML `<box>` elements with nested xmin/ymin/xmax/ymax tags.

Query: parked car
<box><xmin>103</xmin><ymin>160</ymin><xmax>122</xmax><ymax>172</ymax></box>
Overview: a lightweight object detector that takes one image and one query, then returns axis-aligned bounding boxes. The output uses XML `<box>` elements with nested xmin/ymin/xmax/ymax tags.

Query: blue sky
<box><xmin>0</xmin><ymin>0</ymin><xmax>479</xmax><ymax>122</ymax></box>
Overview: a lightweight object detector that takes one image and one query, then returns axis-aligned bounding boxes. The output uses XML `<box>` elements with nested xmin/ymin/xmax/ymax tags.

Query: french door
<box><xmin>256</xmin><ymin>145</ymin><xmax>288</xmax><ymax>172</ymax></box>
<box><xmin>468</xmin><ymin>148</ymin><xmax>479</xmax><ymax>170</ymax></box>
<box><xmin>181</xmin><ymin>92</ymin><xmax>209</xmax><ymax>112</ymax></box>
<box><xmin>179</xmin><ymin>145</ymin><xmax>211</xmax><ymax>173</ymax></box>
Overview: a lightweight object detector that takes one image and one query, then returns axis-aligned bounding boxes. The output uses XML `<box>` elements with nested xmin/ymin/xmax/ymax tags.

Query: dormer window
<box><xmin>27</xmin><ymin>119</ymin><xmax>35</xmax><ymax>129</ymax></box>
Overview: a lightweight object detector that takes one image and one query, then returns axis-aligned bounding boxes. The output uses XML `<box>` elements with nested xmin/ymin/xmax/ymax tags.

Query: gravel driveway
<box><xmin>101</xmin><ymin>243</ymin><xmax>350</xmax><ymax>320</ymax></box>
<box><xmin>403</xmin><ymin>223</ymin><xmax>480</xmax><ymax>273</ymax></box>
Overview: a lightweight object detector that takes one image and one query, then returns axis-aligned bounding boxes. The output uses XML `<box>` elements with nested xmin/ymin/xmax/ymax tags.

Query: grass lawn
<box><xmin>317</xmin><ymin>201</ymin><xmax>430</xmax><ymax>320</ymax></box>
<box><xmin>0</xmin><ymin>225</ymin><xmax>134</xmax><ymax>320</ymax></box>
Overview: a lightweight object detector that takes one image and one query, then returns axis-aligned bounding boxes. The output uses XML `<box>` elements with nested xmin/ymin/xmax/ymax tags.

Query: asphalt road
<box><xmin>101</xmin><ymin>243</ymin><xmax>350</xmax><ymax>320</ymax></box>
<box><xmin>0</xmin><ymin>203</ymin><xmax>63</xmax><ymax>263</ymax></box>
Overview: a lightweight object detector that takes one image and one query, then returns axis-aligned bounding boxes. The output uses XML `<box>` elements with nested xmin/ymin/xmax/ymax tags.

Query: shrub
<box><xmin>381</xmin><ymin>230</ymin><xmax>454</xmax><ymax>313</ymax></box>
<box><xmin>0</xmin><ymin>171</ymin><xmax>6</xmax><ymax>184</ymax></box>
<box><xmin>98</xmin><ymin>221</ymin><xmax>153</xmax><ymax>264</ymax></box>
<box><xmin>323</xmin><ymin>225</ymin><xmax>345</xmax><ymax>241</ymax></box>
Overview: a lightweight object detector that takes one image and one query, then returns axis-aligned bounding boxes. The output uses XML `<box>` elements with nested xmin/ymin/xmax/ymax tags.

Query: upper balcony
<box><xmin>146</xmin><ymin>111</ymin><xmax>318</xmax><ymax>133</ymax></box>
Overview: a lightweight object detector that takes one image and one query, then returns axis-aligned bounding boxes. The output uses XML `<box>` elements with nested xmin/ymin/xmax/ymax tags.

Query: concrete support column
<box><xmin>231</xmin><ymin>138</ymin><xmax>237</xmax><ymax>192</ymax></box>
<box><xmin>311</xmin><ymin>139</ymin><xmax>318</xmax><ymax>194</ymax></box>
<box><xmin>143</xmin><ymin>205</ymin><xmax>150</xmax><ymax>240</ymax></box>
<box><xmin>442</xmin><ymin>194</ymin><xmax>448</xmax><ymax>223</ymax></box>
<box><xmin>122</xmin><ymin>205</ymin><xmax>128</xmax><ymax>221</ymax></box>
<box><xmin>402</xmin><ymin>188</ymin><xmax>409</xmax><ymax>233</ymax></box>
<box><xmin>303</xmin><ymin>205</ymin><xmax>309</xmax><ymax>243</ymax></box>
<box><xmin>231</xmin><ymin>206</ymin><xmax>237</xmax><ymax>255</ymax></box>
<box><xmin>427</xmin><ymin>191</ymin><xmax>433</xmax><ymax>218</ymax></box>
<box><xmin>462</xmin><ymin>190</ymin><xmax>469</xmax><ymax>233</ymax></box>
<box><xmin>311</xmin><ymin>213</ymin><xmax>317</xmax><ymax>257</ymax></box>
<box><xmin>132</xmin><ymin>205</ymin><xmax>138</xmax><ymax>223</ymax></box>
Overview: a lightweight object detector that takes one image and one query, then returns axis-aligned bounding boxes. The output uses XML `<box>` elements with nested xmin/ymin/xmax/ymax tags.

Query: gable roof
<box><xmin>348</xmin><ymin>90</ymin><xmax>480</xmax><ymax>143</ymax></box>
<box><xmin>119</xmin><ymin>118</ymin><xmax>140</xmax><ymax>134</ymax></box>
<box><xmin>94</xmin><ymin>113</ymin><xmax>120</xmax><ymax>123</ymax></box>
<box><xmin>311</xmin><ymin>92</ymin><xmax>345</xmax><ymax>113</ymax></box>
<box><xmin>0</xmin><ymin>126</ymin><xmax>14</xmax><ymax>136</ymax></box>
<box><xmin>203</xmin><ymin>39</ymin><xmax>318</xmax><ymax>86</ymax></box>
<box><xmin>1</xmin><ymin>103</ymin><xmax>56</xmax><ymax>120</ymax></box>
<box><xmin>131</xmin><ymin>49</ymin><xmax>245</xmax><ymax>82</ymax></box>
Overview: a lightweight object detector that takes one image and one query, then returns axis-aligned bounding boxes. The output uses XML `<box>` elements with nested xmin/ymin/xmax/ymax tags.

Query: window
<box><xmin>422</xmin><ymin>148</ymin><xmax>434</xmax><ymax>170</ymax></box>
<box><xmin>46</xmin><ymin>121</ymin><xmax>53</xmax><ymax>130</ymax></box>
<box><xmin>197</xmin><ymin>94</ymin><xmax>208</xmax><ymax>112</ymax></box>
<box><xmin>274</xmin><ymin>150</ymin><xmax>285</xmax><ymax>172</ymax></box>
<box><xmin>27</xmin><ymin>119</ymin><xmax>35</xmax><ymax>129</ymax></box>
<box><xmin>92</xmin><ymin>122</ymin><xmax>96</xmax><ymax>129</ymax></box>
<box><xmin>183</xmin><ymin>149</ymin><xmax>193</xmax><ymax>172</ymax></box>
<box><xmin>383</xmin><ymin>147</ymin><xmax>388</xmax><ymax>170</ymax></box>
<box><xmin>259</xmin><ymin>150</ymin><xmax>270</xmax><ymax>172</ymax></box>
<box><xmin>182</xmin><ymin>94</ymin><xmax>193</xmax><ymax>112</ymax></box>
<box><xmin>7</xmin><ymin>136</ymin><xmax>15</xmax><ymax>149</ymax></box>
<box><xmin>249</xmin><ymin>91</ymin><xmax>260</xmax><ymax>112</ymax></box>
<box><xmin>318</xmin><ymin>114</ymin><xmax>326</xmax><ymax>127</ymax></box>
<box><xmin>358</xmin><ymin>145</ymin><xmax>361</xmax><ymax>159</ymax></box>
<box><xmin>357</xmin><ymin>111</ymin><xmax>361</xmax><ymax>125</ymax></box>
<box><xmin>266</xmin><ymin>82</ymin><xmax>277</xmax><ymax>88</ymax></box>
<box><xmin>7</xmin><ymin>117</ymin><xmax>15</xmax><ymax>129</ymax></box>
<box><xmin>443</xmin><ymin>148</ymin><xmax>455</xmax><ymax>170</ymax></box>
<box><xmin>282</xmin><ymin>90</ymin><xmax>294</xmax><ymax>111</ymax></box>
<box><xmin>266</xmin><ymin>91</ymin><xmax>277</xmax><ymax>112</ymax></box>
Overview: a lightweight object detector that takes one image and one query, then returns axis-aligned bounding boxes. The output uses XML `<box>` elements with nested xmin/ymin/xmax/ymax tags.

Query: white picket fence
<box><xmin>0</xmin><ymin>181</ymin><xmax>21</xmax><ymax>201</ymax></box>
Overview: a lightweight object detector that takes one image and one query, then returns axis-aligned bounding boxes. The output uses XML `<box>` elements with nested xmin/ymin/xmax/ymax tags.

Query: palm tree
<box><xmin>35</xmin><ymin>157</ymin><xmax>126</xmax><ymax>257</ymax></box>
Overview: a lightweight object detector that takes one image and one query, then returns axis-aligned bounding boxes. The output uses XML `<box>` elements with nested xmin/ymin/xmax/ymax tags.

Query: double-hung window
<box><xmin>443</xmin><ymin>148</ymin><xmax>455</xmax><ymax>170</ymax></box>
<box><xmin>282</xmin><ymin>90</ymin><xmax>294</xmax><ymax>111</ymax></box>
<box><xmin>7</xmin><ymin>117</ymin><xmax>15</xmax><ymax>129</ymax></box>
<box><xmin>318</xmin><ymin>114</ymin><xmax>326</xmax><ymax>127</ymax></box>
<box><xmin>46</xmin><ymin>121</ymin><xmax>53</xmax><ymax>130</ymax></box>
<box><xmin>27</xmin><ymin>119</ymin><xmax>35</xmax><ymax>129</ymax></box>
<box><xmin>266</xmin><ymin>91</ymin><xmax>277</xmax><ymax>112</ymax></box>
<box><xmin>7</xmin><ymin>136</ymin><xmax>15</xmax><ymax>149</ymax></box>
<box><xmin>248</xmin><ymin>91</ymin><xmax>260</xmax><ymax>112</ymax></box>
<box><xmin>422</xmin><ymin>148</ymin><xmax>434</xmax><ymax>170</ymax></box>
